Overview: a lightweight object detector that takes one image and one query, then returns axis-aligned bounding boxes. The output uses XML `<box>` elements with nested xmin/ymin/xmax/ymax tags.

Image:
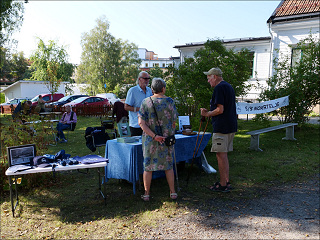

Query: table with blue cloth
<box><xmin>105</xmin><ymin>132</ymin><xmax>212</xmax><ymax>194</ymax></box>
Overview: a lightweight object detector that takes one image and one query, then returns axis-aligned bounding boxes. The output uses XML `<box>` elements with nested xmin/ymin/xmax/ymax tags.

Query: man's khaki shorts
<box><xmin>211</xmin><ymin>132</ymin><xmax>235</xmax><ymax>153</ymax></box>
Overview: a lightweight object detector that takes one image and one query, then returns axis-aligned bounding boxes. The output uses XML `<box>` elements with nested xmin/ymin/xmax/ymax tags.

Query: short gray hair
<box><xmin>136</xmin><ymin>71</ymin><xmax>148</xmax><ymax>84</ymax></box>
<box><xmin>151</xmin><ymin>78</ymin><xmax>166</xmax><ymax>94</ymax></box>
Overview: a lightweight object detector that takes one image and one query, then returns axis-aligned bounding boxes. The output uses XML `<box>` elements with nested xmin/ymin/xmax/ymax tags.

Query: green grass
<box><xmin>0</xmin><ymin>114</ymin><xmax>319</xmax><ymax>238</ymax></box>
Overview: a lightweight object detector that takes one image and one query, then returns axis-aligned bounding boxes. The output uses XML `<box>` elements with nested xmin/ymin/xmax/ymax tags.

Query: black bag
<box><xmin>165</xmin><ymin>135</ymin><xmax>176</xmax><ymax>146</ymax></box>
<box><xmin>150</xmin><ymin>97</ymin><xmax>175</xmax><ymax>146</ymax></box>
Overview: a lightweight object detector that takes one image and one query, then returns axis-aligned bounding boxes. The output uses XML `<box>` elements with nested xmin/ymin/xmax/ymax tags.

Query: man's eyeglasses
<box><xmin>141</xmin><ymin>77</ymin><xmax>150</xmax><ymax>80</ymax></box>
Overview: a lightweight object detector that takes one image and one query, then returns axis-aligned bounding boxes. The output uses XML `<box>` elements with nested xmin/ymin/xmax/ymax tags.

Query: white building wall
<box><xmin>270</xmin><ymin>18</ymin><xmax>319</xmax><ymax>75</ymax></box>
<box><xmin>1</xmin><ymin>81</ymin><xmax>66</xmax><ymax>102</ymax></box>
<box><xmin>137</xmin><ymin>48</ymin><xmax>147</xmax><ymax>59</ymax></box>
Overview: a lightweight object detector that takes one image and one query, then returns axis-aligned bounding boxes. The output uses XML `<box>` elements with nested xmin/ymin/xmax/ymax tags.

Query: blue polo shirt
<box><xmin>125</xmin><ymin>85</ymin><xmax>152</xmax><ymax>128</ymax></box>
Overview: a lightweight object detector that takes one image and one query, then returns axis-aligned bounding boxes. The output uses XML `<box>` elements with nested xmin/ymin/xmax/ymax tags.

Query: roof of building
<box><xmin>268</xmin><ymin>0</ymin><xmax>320</xmax><ymax>23</ymax></box>
<box><xmin>173</xmin><ymin>37</ymin><xmax>271</xmax><ymax>49</ymax></box>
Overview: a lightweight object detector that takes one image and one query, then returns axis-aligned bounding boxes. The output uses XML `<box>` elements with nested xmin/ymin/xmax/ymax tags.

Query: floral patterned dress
<box><xmin>139</xmin><ymin>97</ymin><xmax>178</xmax><ymax>172</ymax></box>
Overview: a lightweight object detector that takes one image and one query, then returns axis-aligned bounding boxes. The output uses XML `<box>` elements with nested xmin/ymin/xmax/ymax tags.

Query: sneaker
<box><xmin>60</xmin><ymin>139</ymin><xmax>67</xmax><ymax>143</ymax></box>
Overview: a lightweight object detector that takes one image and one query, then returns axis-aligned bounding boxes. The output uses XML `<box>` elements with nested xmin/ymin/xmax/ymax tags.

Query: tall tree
<box><xmin>0</xmin><ymin>49</ymin><xmax>30</xmax><ymax>82</ymax></box>
<box><xmin>76</xmin><ymin>15</ymin><xmax>140</xmax><ymax>95</ymax></box>
<box><xmin>166</xmin><ymin>39</ymin><xmax>253</xmax><ymax>128</ymax></box>
<box><xmin>0</xmin><ymin>0</ymin><xmax>26</xmax><ymax>68</ymax></box>
<box><xmin>29</xmin><ymin>38</ymin><xmax>74</xmax><ymax>96</ymax></box>
<box><xmin>260</xmin><ymin>33</ymin><xmax>320</xmax><ymax>124</ymax></box>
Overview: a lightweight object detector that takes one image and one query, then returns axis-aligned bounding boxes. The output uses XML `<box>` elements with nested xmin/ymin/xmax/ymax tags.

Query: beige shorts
<box><xmin>211</xmin><ymin>132</ymin><xmax>235</xmax><ymax>153</ymax></box>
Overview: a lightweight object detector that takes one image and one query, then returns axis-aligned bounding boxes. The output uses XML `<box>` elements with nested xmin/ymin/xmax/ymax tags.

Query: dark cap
<box><xmin>33</xmin><ymin>156</ymin><xmax>51</xmax><ymax>168</ymax></box>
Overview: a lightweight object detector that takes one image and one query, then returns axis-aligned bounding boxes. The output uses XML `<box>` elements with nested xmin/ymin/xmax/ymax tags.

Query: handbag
<box><xmin>150</xmin><ymin>97</ymin><xmax>176</xmax><ymax>146</ymax></box>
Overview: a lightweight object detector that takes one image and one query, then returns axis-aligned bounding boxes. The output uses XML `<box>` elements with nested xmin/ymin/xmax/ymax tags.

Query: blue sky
<box><xmin>12</xmin><ymin>1</ymin><xmax>281</xmax><ymax>64</ymax></box>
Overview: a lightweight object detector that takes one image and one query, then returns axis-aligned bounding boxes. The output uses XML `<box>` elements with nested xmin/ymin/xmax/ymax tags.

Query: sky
<box><xmin>11</xmin><ymin>1</ymin><xmax>281</xmax><ymax>65</ymax></box>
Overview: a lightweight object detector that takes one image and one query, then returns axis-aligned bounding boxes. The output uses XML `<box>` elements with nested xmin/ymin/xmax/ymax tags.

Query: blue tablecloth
<box><xmin>105</xmin><ymin>132</ymin><xmax>212</xmax><ymax>194</ymax></box>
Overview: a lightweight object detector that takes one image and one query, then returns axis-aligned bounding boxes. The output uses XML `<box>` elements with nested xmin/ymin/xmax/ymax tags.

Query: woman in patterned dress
<box><xmin>138</xmin><ymin>78</ymin><xmax>178</xmax><ymax>201</ymax></box>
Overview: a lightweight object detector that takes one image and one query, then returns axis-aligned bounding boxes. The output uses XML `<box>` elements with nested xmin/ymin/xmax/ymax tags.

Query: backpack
<box><xmin>62</xmin><ymin>111</ymin><xmax>76</xmax><ymax>131</ymax></box>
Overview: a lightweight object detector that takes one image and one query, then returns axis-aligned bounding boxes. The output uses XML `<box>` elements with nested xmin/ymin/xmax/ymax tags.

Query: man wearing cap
<box><xmin>124</xmin><ymin>71</ymin><xmax>152</xmax><ymax>136</ymax></box>
<box><xmin>201</xmin><ymin>67</ymin><xmax>237</xmax><ymax>193</ymax></box>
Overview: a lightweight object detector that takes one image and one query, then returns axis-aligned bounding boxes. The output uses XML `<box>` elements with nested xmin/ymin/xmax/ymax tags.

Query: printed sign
<box><xmin>236</xmin><ymin>96</ymin><xmax>289</xmax><ymax>114</ymax></box>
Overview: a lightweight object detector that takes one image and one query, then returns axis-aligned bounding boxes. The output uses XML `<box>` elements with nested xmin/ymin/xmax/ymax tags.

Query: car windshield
<box><xmin>57</xmin><ymin>96</ymin><xmax>70</xmax><ymax>102</ymax></box>
<box><xmin>31</xmin><ymin>96</ymin><xmax>39</xmax><ymax>102</ymax></box>
<box><xmin>70</xmin><ymin>96</ymin><xmax>88</xmax><ymax>103</ymax></box>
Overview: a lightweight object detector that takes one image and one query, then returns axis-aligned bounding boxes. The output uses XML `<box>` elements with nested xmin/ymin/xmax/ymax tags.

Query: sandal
<box><xmin>170</xmin><ymin>192</ymin><xmax>178</xmax><ymax>200</ymax></box>
<box><xmin>214</xmin><ymin>181</ymin><xmax>232</xmax><ymax>189</ymax></box>
<box><xmin>141</xmin><ymin>194</ymin><xmax>150</xmax><ymax>202</ymax></box>
<box><xmin>210</xmin><ymin>183</ymin><xmax>230</xmax><ymax>193</ymax></box>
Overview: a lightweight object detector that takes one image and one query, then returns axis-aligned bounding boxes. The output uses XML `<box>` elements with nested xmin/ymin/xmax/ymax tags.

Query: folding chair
<box><xmin>100</xmin><ymin>105</ymin><xmax>117</xmax><ymax>139</ymax></box>
<box><xmin>91</xmin><ymin>126</ymin><xmax>110</xmax><ymax>155</ymax></box>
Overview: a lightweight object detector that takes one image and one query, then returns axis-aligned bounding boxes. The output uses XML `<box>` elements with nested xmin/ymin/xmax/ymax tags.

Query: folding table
<box><xmin>5</xmin><ymin>162</ymin><xmax>107</xmax><ymax>217</ymax></box>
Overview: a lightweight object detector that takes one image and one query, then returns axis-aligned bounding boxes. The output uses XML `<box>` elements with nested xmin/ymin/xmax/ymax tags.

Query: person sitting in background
<box><xmin>34</xmin><ymin>95</ymin><xmax>49</xmax><ymax>113</ymax></box>
<box><xmin>12</xmin><ymin>100</ymin><xmax>32</xmax><ymax>123</ymax></box>
<box><xmin>56</xmin><ymin>105</ymin><xmax>77</xmax><ymax>143</ymax></box>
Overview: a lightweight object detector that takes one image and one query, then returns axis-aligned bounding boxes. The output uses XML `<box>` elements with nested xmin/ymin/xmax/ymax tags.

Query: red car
<box><xmin>31</xmin><ymin>93</ymin><xmax>64</xmax><ymax>106</ymax></box>
<box><xmin>64</xmin><ymin>96</ymin><xmax>110</xmax><ymax>115</ymax></box>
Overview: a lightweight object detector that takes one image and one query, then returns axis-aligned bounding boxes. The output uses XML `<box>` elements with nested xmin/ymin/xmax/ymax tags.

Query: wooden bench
<box><xmin>246</xmin><ymin>123</ymin><xmax>298</xmax><ymax>151</ymax></box>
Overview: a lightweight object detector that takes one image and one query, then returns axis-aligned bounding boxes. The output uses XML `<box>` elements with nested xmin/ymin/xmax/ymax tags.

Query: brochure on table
<box><xmin>178</xmin><ymin>116</ymin><xmax>190</xmax><ymax>132</ymax></box>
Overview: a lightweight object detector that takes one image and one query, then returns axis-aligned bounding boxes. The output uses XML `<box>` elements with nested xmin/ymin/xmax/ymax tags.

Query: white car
<box><xmin>96</xmin><ymin>93</ymin><xmax>120</xmax><ymax>105</ymax></box>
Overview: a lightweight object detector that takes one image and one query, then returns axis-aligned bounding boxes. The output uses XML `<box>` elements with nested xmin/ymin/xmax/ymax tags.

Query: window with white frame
<box><xmin>153</xmin><ymin>63</ymin><xmax>159</xmax><ymax>67</ymax></box>
<box><xmin>162</xmin><ymin>63</ymin><xmax>165</xmax><ymax>67</ymax></box>
<box><xmin>145</xmin><ymin>63</ymin><xmax>148</xmax><ymax>67</ymax></box>
<box><xmin>291</xmin><ymin>47</ymin><xmax>302</xmax><ymax>67</ymax></box>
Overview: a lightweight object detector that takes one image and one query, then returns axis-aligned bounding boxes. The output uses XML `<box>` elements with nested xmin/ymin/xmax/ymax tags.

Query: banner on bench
<box><xmin>236</xmin><ymin>95</ymin><xmax>289</xmax><ymax>114</ymax></box>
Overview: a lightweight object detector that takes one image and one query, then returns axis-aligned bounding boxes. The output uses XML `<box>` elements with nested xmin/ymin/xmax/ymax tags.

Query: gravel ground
<box><xmin>139</xmin><ymin>174</ymin><xmax>320</xmax><ymax>239</ymax></box>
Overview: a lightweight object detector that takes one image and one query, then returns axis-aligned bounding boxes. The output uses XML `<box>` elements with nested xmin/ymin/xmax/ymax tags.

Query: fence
<box><xmin>2</xmin><ymin>104</ymin><xmax>113</xmax><ymax>117</ymax></box>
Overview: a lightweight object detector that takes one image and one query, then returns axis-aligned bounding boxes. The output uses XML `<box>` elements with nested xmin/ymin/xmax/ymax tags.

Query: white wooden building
<box><xmin>173</xmin><ymin>0</ymin><xmax>320</xmax><ymax>102</ymax></box>
<box><xmin>0</xmin><ymin>80</ymin><xmax>88</xmax><ymax>102</ymax></box>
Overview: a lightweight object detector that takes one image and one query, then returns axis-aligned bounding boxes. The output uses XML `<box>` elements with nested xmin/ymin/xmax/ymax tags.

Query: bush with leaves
<box><xmin>0</xmin><ymin>115</ymin><xmax>55</xmax><ymax>190</ymax></box>
<box><xmin>260</xmin><ymin>33</ymin><xmax>320</xmax><ymax>125</ymax></box>
<box><xmin>166</xmin><ymin>39</ymin><xmax>253</xmax><ymax>129</ymax></box>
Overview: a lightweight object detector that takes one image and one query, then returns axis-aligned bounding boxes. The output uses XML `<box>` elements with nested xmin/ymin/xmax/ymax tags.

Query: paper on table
<box><xmin>178</xmin><ymin>116</ymin><xmax>190</xmax><ymax>132</ymax></box>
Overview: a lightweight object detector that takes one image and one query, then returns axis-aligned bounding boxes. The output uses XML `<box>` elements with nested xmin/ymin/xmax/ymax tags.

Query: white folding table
<box><xmin>5</xmin><ymin>162</ymin><xmax>107</xmax><ymax>217</ymax></box>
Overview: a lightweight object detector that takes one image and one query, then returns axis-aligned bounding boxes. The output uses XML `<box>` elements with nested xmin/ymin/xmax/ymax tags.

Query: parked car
<box><xmin>31</xmin><ymin>93</ymin><xmax>64</xmax><ymax>106</ymax></box>
<box><xmin>64</xmin><ymin>96</ymin><xmax>110</xmax><ymax>107</ymax></box>
<box><xmin>96</xmin><ymin>93</ymin><xmax>120</xmax><ymax>105</ymax></box>
<box><xmin>47</xmin><ymin>94</ymin><xmax>88</xmax><ymax>107</ymax></box>
<box><xmin>0</xmin><ymin>97</ymin><xmax>31</xmax><ymax>114</ymax></box>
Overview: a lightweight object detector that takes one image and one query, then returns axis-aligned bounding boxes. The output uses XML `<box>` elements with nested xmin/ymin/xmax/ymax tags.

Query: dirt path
<box><xmin>139</xmin><ymin>174</ymin><xmax>320</xmax><ymax>239</ymax></box>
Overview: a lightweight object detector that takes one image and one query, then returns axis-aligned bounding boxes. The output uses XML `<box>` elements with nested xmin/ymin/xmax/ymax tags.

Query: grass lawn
<box><xmin>0</xmin><ymin>115</ymin><xmax>319</xmax><ymax>239</ymax></box>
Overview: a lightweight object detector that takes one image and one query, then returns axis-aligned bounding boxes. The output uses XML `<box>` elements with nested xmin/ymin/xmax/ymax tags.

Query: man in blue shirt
<box><xmin>125</xmin><ymin>71</ymin><xmax>152</xmax><ymax>136</ymax></box>
<box><xmin>201</xmin><ymin>67</ymin><xmax>237</xmax><ymax>193</ymax></box>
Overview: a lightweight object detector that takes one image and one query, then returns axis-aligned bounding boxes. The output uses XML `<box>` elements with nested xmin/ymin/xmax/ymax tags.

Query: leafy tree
<box><xmin>30</xmin><ymin>38</ymin><xmax>74</xmax><ymax>97</ymax></box>
<box><xmin>0</xmin><ymin>0</ymin><xmax>26</xmax><ymax>68</ymax></box>
<box><xmin>76</xmin><ymin>15</ymin><xmax>141</xmax><ymax>96</ymax></box>
<box><xmin>148</xmin><ymin>65</ymin><xmax>165</xmax><ymax>79</ymax></box>
<box><xmin>166</xmin><ymin>39</ymin><xmax>253</xmax><ymax>128</ymax></box>
<box><xmin>260</xmin><ymin>33</ymin><xmax>320</xmax><ymax>124</ymax></box>
<box><xmin>0</xmin><ymin>49</ymin><xmax>30</xmax><ymax>82</ymax></box>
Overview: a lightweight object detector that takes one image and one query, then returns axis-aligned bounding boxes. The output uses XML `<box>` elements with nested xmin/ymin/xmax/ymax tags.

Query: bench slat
<box><xmin>246</xmin><ymin>123</ymin><xmax>298</xmax><ymax>151</ymax></box>
<box><xmin>246</xmin><ymin>123</ymin><xmax>298</xmax><ymax>135</ymax></box>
